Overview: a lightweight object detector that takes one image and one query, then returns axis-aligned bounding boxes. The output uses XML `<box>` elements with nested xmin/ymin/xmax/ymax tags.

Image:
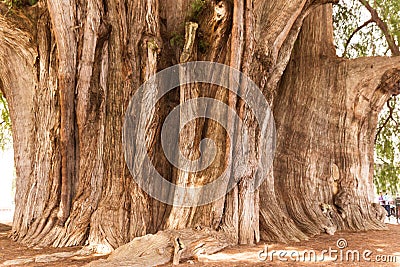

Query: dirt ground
<box><xmin>0</xmin><ymin>224</ymin><xmax>107</xmax><ymax>267</ymax></box>
<box><xmin>1</xmin><ymin>221</ymin><xmax>399</xmax><ymax>267</ymax></box>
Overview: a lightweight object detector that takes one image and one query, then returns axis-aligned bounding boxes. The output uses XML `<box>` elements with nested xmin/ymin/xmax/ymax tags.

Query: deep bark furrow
<box><xmin>47</xmin><ymin>0</ymin><xmax>78</xmax><ymax>225</ymax></box>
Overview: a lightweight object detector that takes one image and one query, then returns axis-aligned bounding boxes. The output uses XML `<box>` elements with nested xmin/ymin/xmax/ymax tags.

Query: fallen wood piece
<box><xmin>173</xmin><ymin>237</ymin><xmax>185</xmax><ymax>265</ymax></box>
<box><xmin>84</xmin><ymin>227</ymin><xmax>235</xmax><ymax>267</ymax></box>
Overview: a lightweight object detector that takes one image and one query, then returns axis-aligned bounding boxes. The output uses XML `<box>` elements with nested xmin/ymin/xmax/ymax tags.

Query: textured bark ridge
<box><xmin>0</xmin><ymin>0</ymin><xmax>399</xmax><ymax>263</ymax></box>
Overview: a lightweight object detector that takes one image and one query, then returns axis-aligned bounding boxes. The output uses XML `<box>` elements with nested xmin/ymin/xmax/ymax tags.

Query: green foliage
<box><xmin>333</xmin><ymin>0</ymin><xmax>400</xmax><ymax>58</ymax></box>
<box><xmin>333</xmin><ymin>0</ymin><xmax>364</xmax><ymax>57</ymax></box>
<box><xmin>1</xmin><ymin>0</ymin><xmax>38</xmax><ymax>9</ymax></box>
<box><xmin>198</xmin><ymin>39</ymin><xmax>210</xmax><ymax>54</ymax></box>
<box><xmin>374</xmin><ymin>96</ymin><xmax>400</xmax><ymax>194</ymax></box>
<box><xmin>374</xmin><ymin>164</ymin><xmax>400</xmax><ymax>195</ymax></box>
<box><xmin>0</xmin><ymin>92</ymin><xmax>12</xmax><ymax>150</ymax></box>
<box><xmin>169</xmin><ymin>32</ymin><xmax>184</xmax><ymax>48</ymax></box>
<box><xmin>333</xmin><ymin>0</ymin><xmax>400</xmax><ymax>194</ymax></box>
<box><xmin>169</xmin><ymin>0</ymin><xmax>207</xmax><ymax>54</ymax></box>
<box><xmin>188</xmin><ymin>0</ymin><xmax>206</xmax><ymax>22</ymax></box>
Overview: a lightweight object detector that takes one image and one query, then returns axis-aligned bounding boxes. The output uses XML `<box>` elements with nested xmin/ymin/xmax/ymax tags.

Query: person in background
<box><xmin>389</xmin><ymin>195</ymin><xmax>395</xmax><ymax>216</ymax></box>
<box><xmin>383</xmin><ymin>192</ymin><xmax>391</xmax><ymax>217</ymax></box>
<box><xmin>378</xmin><ymin>192</ymin><xmax>384</xmax><ymax>206</ymax></box>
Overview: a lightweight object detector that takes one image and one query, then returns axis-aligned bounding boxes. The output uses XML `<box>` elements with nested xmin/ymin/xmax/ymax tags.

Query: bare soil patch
<box><xmin>0</xmin><ymin>224</ymin><xmax>107</xmax><ymax>266</ymax></box>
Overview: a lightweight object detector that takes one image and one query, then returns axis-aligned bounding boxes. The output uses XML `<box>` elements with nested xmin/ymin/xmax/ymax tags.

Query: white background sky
<box><xmin>0</xmin><ymin>148</ymin><xmax>14</xmax><ymax>208</ymax></box>
<box><xmin>0</xmin><ymin>148</ymin><xmax>14</xmax><ymax>223</ymax></box>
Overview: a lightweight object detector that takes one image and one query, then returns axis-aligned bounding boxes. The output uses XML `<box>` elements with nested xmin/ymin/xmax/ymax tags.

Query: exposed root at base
<box><xmin>84</xmin><ymin>227</ymin><xmax>235</xmax><ymax>267</ymax></box>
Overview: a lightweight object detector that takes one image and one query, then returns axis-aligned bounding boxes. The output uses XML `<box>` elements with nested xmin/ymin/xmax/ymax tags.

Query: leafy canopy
<box><xmin>0</xmin><ymin>92</ymin><xmax>11</xmax><ymax>150</ymax></box>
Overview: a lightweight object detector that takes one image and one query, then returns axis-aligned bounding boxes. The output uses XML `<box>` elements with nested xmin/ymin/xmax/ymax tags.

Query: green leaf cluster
<box><xmin>0</xmin><ymin>92</ymin><xmax>12</xmax><ymax>150</ymax></box>
<box><xmin>169</xmin><ymin>31</ymin><xmax>185</xmax><ymax>48</ymax></box>
<box><xmin>1</xmin><ymin>0</ymin><xmax>38</xmax><ymax>9</ymax></box>
<box><xmin>188</xmin><ymin>0</ymin><xmax>205</xmax><ymax>22</ymax></box>
<box><xmin>374</xmin><ymin>96</ymin><xmax>400</xmax><ymax>194</ymax></box>
<box><xmin>333</xmin><ymin>0</ymin><xmax>399</xmax><ymax>58</ymax></box>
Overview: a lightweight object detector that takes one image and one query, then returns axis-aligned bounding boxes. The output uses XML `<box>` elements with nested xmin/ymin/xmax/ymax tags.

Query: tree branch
<box><xmin>342</xmin><ymin>19</ymin><xmax>374</xmax><ymax>57</ymax></box>
<box><xmin>376</xmin><ymin>156</ymin><xmax>389</xmax><ymax>165</ymax></box>
<box><xmin>358</xmin><ymin>0</ymin><xmax>400</xmax><ymax>56</ymax></box>
<box><xmin>375</xmin><ymin>97</ymin><xmax>396</xmax><ymax>143</ymax></box>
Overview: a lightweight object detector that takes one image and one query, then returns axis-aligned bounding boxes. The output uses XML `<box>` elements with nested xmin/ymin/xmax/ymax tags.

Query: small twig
<box><xmin>342</xmin><ymin>19</ymin><xmax>374</xmax><ymax>57</ymax></box>
<box><xmin>376</xmin><ymin>156</ymin><xmax>389</xmax><ymax>165</ymax></box>
<box><xmin>375</xmin><ymin>97</ymin><xmax>396</xmax><ymax>143</ymax></box>
<box><xmin>358</xmin><ymin>0</ymin><xmax>400</xmax><ymax>56</ymax></box>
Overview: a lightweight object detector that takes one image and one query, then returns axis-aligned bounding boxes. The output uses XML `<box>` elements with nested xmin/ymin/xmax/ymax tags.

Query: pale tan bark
<box><xmin>0</xmin><ymin>8</ymin><xmax>37</xmax><ymax>241</ymax></box>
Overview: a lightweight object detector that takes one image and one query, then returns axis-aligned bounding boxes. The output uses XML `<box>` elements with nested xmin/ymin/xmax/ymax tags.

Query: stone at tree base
<box><xmin>84</xmin><ymin>228</ymin><xmax>235</xmax><ymax>267</ymax></box>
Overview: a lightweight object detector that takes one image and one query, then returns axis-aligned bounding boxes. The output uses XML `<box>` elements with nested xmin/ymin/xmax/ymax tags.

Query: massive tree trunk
<box><xmin>0</xmin><ymin>0</ymin><xmax>399</xmax><ymax>257</ymax></box>
<box><xmin>272</xmin><ymin>6</ymin><xmax>400</xmax><ymax>238</ymax></box>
